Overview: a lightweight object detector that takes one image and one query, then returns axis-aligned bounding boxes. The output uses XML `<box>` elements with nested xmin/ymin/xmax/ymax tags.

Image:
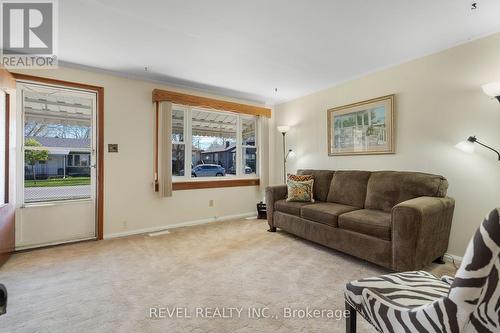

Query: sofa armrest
<box><xmin>265</xmin><ymin>185</ymin><xmax>287</xmax><ymax>227</ymax></box>
<box><xmin>391</xmin><ymin>196</ymin><xmax>455</xmax><ymax>271</ymax></box>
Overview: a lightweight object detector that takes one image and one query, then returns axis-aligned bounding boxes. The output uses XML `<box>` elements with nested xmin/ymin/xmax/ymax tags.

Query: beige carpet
<box><xmin>0</xmin><ymin>219</ymin><xmax>456</xmax><ymax>333</ymax></box>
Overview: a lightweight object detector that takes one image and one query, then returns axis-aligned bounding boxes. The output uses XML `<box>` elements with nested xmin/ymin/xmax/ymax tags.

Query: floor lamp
<box><xmin>456</xmin><ymin>136</ymin><xmax>500</xmax><ymax>161</ymax></box>
<box><xmin>455</xmin><ymin>81</ymin><xmax>500</xmax><ymax>161</ymax></box>
<box><xmin>277</xmin><ymin>126</ymin><xmax>291</xmax><ymax>183</ymax></box>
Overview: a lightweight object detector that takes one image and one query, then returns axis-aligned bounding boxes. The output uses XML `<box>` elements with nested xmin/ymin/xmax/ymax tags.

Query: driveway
<box><xmin>25</xmin><ymin>185</ymin><xmax>92</xmax><ymax>202</ymax></box>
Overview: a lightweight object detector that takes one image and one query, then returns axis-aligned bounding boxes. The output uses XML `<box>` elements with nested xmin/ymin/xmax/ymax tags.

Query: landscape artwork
<box><xmin>327</xmin><ymin>95</ymin><xmax>395</xmax><ymax>155</ymax></box>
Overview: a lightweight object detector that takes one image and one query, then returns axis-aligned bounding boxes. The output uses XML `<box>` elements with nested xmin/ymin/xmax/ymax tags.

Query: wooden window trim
<box><xmin>173</xmin><ymin>178</ymin><xmax>259</xmax><ymax>191</ymax></box>
<box><xmin>12</xmin><ymin>73</ymin><xmax>105</xmax><ymax>240</ymax></box>
<box><xmin>3</xmin><ymin>93</ymin><xmax>9</xmax><ymax>204</ymax></box>
<box><xmin>153</xmin><ymin>89</ymin><xmax>271</xmax><ymax>118</ymax></box>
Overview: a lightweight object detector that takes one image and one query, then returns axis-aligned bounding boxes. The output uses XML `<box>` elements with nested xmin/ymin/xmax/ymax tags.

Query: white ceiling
<box><xmin>59</xmin><ymin>0</ymin><xmax>500</xmax><ymax>105</ymax></box>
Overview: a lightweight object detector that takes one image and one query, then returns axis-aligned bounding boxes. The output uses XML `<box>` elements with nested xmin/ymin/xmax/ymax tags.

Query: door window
<box><xmin>23</xmin><ymin>88</ymin><xmax>93</xmax><ymax>203</ymax></box>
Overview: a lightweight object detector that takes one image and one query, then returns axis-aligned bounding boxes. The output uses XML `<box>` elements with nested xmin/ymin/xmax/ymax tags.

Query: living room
<box><xmin>0</xmin><ymin>1</ymin><xmax>499</xmax><ymax>332</ymax></box>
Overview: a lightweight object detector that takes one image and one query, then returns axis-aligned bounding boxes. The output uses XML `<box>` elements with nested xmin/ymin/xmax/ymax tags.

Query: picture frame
<box><xmin>327</xmin><ymin>94</ymin><xmax>395</xmax><ymax>156</ymax></box>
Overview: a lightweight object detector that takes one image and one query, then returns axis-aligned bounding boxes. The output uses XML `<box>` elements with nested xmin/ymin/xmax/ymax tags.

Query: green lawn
<box><xmin>25</xmin><ymin>177</ymin><xmax>91</xmax><ymax>188</ymax></box>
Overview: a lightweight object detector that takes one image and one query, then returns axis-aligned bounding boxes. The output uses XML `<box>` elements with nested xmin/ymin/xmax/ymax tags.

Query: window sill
<box><xmin>172</xmin><ymin>178</ymin><xmax>260</xmax><ymax>191</ymax></box>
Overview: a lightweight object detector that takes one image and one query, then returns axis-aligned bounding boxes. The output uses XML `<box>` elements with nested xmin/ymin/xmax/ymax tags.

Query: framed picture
<box><xmin>327</xmin><ymin>94</ymin><xmax>395</xmax><ymax>156</ymax></box>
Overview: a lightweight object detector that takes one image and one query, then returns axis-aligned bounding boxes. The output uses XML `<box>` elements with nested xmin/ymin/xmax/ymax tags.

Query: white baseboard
<box><xmin>104</xmin><ymin>212</ymin><xmax>256</xmax><ymax>240</ymax></box>
<box><xmin>15</xmin><ymin>236</ymin><xmax>97</xmax><ymax>251</ymax></box>
<box><xmin>444</xmin><ymin>253</ymin><xmax>463</xmax><ymax>264</ymax></box>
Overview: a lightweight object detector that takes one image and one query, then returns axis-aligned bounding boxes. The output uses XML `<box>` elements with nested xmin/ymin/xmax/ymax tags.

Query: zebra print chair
<box><xmin>344</xmin><ymin>208</ymin><xmax>500</xmax><ymax>333</ymax></box>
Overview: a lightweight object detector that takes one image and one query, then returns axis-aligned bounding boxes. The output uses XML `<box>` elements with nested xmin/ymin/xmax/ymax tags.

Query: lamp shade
<box><xmin>277</xmin><ymin>125</ymin><xmax>290</xmax><ymax>133</ymax></box>
<box><xmin>455</xmin><ymin>140</ymin><xmax>476</xmax><ymax>154</ymax></box>
<box><xmin>482</xmin><ymin>81</ymin><xmax>500</xmax><ymax>98</ymax></box>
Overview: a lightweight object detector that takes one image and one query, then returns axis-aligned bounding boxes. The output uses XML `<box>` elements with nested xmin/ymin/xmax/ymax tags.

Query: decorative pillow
<box><xmin>286</xmin><ymin>179</ymin><xmax>315</xmax><ymax>202</ymax></box>
<box><xmin>287</xmin><ymin>173</ymin><xmax>314</xmax><ymax>182</ymax></box>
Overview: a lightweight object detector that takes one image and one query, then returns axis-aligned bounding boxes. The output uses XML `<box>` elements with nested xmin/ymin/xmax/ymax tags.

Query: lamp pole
<box><xmin>277</xmin><ymin>126</ymin><xmax>291</xmax><ymax>183</ymax></box>
<box><xmin>282</xmin><ymin>132</ymin><xmax>287</xmax><ymax>183</ymax></box>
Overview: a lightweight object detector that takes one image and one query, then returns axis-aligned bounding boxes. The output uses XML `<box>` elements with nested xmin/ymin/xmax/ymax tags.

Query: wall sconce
<box><xmin>482</xmin><ymin>81</ymin><xmax>500</xmax><ymax>103</ymax></box>
<box><xmin>456</xmin><ymin>136</ymin><xmax>500</xmax><ymax>161</ymax></box>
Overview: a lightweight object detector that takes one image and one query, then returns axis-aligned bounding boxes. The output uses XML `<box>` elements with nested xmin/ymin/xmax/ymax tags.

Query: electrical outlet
<box><xmin>122</xmin><ymin>221</ymin><xmax>128</xmax><ymax>229</ymax></box>
<box><xmin>209</xmin><ymin>200</ymin><xmax>214</xmax><ymax>207</ymax></box>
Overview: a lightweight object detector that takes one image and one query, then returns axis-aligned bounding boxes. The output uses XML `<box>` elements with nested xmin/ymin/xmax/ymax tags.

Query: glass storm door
<box><xmin>16</xmin><ymin>82</ymin><xmax>97</xmax><ymax>249</ymax></box>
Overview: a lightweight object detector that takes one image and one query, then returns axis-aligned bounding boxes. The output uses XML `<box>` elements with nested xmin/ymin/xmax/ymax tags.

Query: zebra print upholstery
<box><xmin>344</xmin><ymin>208</ymin><xmax>500</xmax><ymax>333</ymax></box>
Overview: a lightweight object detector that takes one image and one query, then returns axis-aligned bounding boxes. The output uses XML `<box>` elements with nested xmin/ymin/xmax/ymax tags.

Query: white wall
<box><xmin>13</xmin><ymin>67</ymin><xmax>267</xmax><ymax>240</ymax></box>
<box><xmin>272</xmin><ymin>33</ymin><xmax>500</xmax><ymax>257</ymax></box>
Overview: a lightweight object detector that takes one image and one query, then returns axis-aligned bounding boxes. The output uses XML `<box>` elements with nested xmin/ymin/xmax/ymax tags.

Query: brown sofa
<box><xmin>266</xmin><ymin>170</ymin><xmax>455</xmax><ymax>271</ymax></box>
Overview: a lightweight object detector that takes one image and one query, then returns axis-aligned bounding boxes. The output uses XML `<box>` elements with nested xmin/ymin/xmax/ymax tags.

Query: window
<box><xmin>192</xmin><ymin>109</ymin><xmax>236</xmax><ymax>177</ymax></box>
<box><xmin>67</xmin><ymin>154</ymin><xmax>90</xmax><ymax>167</ymax></box>
<box><xmin>241</xmin><ymin>116</ymin><xmax>257</xmax><ymax>175</ymax></box>
<box><xmin>23</xmin><ymin>87</ymin><xmax>93</xmax><ymax>203</ymax></box>
<box><xmin>172</xmin><ymin>107</ymin><xmax>258</xmax><ymax>180</ymax></box>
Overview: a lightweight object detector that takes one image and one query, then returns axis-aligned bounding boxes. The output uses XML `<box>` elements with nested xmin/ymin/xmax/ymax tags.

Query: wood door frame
<box><xmin>0</xmin><ymin>66</ymin><xmax>16</xmax><ymax>266</ymax></box>
<box><xmin>12</xmin><ymin>73</ymin><xmax>104</xmax><ymax>240</ymax></box>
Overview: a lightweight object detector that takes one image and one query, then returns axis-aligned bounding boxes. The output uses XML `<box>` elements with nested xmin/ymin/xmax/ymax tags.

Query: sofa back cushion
<box><xmin>327</xmin><ymin>170</ymin><xmax>371</xmax><ymax>208</ymax></box>
<box><xmin>365</xmin><ymin>171</ymin><xmax>449</xmax><ymax>212</ymax></box>
<box><xmin>297</xmin><ymin>169</ymin><xmax>334</xmax><ymax>202</ymax></box>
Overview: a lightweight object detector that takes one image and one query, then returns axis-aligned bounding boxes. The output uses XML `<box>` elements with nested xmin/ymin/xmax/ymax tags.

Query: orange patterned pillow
<box><xmin>287</xmin><ymin>173</ymin><xmax>314</xmax><ymax>182</ymax></box>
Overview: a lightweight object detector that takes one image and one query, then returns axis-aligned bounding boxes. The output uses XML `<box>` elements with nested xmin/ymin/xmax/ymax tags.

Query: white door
<box><xmin>16</xmin><ymin>81</ymin><xmax>98</xmax><ymax>249</ymax></box>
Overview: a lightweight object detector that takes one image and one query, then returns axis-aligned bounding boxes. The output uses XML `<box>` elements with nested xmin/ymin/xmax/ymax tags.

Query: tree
<box><xmin>25</xmin><ymin>138</ymin><xmax>49</xmax><ymax>181</ymax></box>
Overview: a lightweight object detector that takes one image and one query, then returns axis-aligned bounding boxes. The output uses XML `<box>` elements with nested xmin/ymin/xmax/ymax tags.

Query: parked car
<box><xmin>244</xmin><ymin>166</ymin><xmax>254</xmax><ymax>174</ymax></box>
<box><xmin>191</xmin><ymin>164</ymin><xmax>225</xmax><ymax>177</ymax></box>
<box><xmin>228</xmin><ymin>165</ymin><xmax>253</xmax><ymax>175</ymax></box>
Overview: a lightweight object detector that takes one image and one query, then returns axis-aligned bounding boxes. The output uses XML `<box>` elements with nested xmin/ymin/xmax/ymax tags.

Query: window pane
<box><xmin>172</xmin><ymin>144</ymin><xmax>185</xmax><ymax>176</ymax></box>
<box><xmin>80</xmin><ymin>154</ymin><xmax>89</xmax><ymax>167</ymax></box>
<box><xmin>242</xmin><ymin>147</ymin><xmax>257</xmax><ymax>175</ymax></box>
<box><xmin>191</xmin><ymin>109</ymin><xmax>236</xmax><ymax>177</ymax></box>
<box><xmin>24</xmin><ymin>155</ymin><xmax>91</xmax><ymax>202</ymax></box>
<box><xmin>172</xmin><ymin>108</ymin><xmax>184</xmax><ymax>143</ymax></box>
<box><xmin>23</xmin><ymin>90</ymin><xmax>92</xmax><ymax>203</ymax></box>
<box><xmin>242</xmin><ymin>117</ymin><xmax>256</xmax><ymax>146</ymax></box>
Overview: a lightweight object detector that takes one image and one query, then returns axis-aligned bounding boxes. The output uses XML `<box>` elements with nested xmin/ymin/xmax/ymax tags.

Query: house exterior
<box><xmin>200</xmin><ymin>143</ymin><xmax>236</xmax><ymax>173</ymax></box>
<box><xmin>24</xmin><ymin>137</ymin><xmax>91</xmax><ymax>179</ymax></box>
<box><xmin>200</xmin><ymin>141</ymin><xmax>256</xmax><ymax>174</ymax></box>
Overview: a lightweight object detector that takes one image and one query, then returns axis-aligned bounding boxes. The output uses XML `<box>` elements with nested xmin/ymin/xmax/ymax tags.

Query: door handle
<box><xmin>90</xmin><ymin>164</ymin><xmax>97</xmax><ymax>169</ymax></box>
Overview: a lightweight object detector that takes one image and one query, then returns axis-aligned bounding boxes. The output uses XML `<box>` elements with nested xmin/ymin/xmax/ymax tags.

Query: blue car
<box><xmin>191</xmin><ymin>164</ymin><xmax>226</xmax><ymax>177</ymax></box>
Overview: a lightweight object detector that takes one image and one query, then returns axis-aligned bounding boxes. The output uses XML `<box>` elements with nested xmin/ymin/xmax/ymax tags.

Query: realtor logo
<box><xmin>1</xmin><ymin>0</ymin><xmax>58</xmax><ymax>68</ymax></box>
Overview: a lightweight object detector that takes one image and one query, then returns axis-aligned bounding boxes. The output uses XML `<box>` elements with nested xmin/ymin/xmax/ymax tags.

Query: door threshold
<box><xmin>15</xmin><ymin>237</ymin><xmax>97</xmax><ymax>252</ymax></box>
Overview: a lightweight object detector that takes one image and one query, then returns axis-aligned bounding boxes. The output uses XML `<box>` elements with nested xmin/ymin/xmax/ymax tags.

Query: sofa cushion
<box><xmin>301</xmin><ymin>203</ymin><xmax>359</xmax><ymax>227</ymax></box>
<box><xmin>327</xmin><ymin>170</ymin><xmax>371</xmax><ymax>207</ymax></box>
<box><xmin>275</xmin><ymin>199</ymin><xmax>314</xmax><ymax>216</ymax></box>
<box><xmin>338</xmin><ymin>209</ymin><xmax>392</xmax><ymax>241</ymax></box>
<box><xmin>297</xmin><ymin>169</ymin><xmax>334</xmax><ymax>202</ymax></box>
<box><xmin>365</xmin><ymin>171</ymin><xmax>449</xmax><ymax>212</ymax></box>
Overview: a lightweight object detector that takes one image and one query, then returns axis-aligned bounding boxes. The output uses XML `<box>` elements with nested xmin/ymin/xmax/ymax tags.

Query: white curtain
<box><xmin>157</xmin><ymin>101</ymin><xmax>172</xmax><ymax>197</ymax></box>
<box><xmin>259</xmin><ymin>116</ymin><xmax>269</xmax><ymax>191</ymax></box>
